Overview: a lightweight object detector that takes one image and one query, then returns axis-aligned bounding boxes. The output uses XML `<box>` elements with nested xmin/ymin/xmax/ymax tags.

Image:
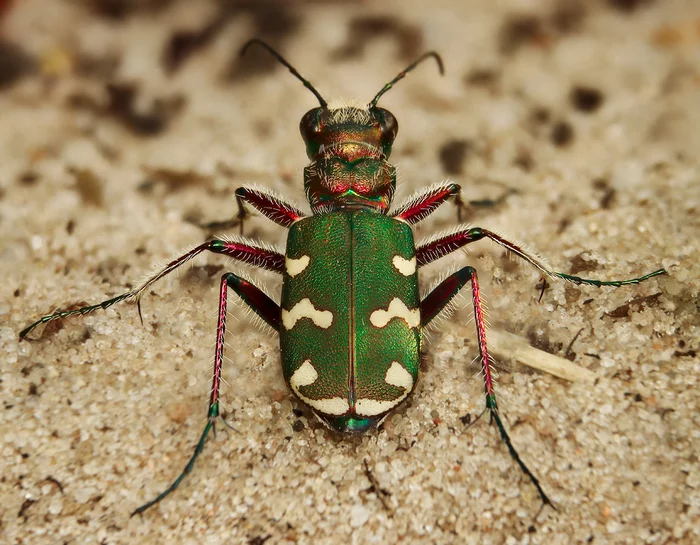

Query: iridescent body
<box><xmin>282</xmin><ymin>211</ymin><xmax>420</xmax><ymax>432</ymax></box>
<box><xmin>19</xmin><ymin>39</ymin><xmax>666</xmax><ymax>517</ymax></box>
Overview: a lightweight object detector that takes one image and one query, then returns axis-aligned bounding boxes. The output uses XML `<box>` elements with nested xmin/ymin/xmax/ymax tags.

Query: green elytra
<box><xmin>282</xmin><ymin>212</ymin><xmax>420</xmax><ymax>432</ymax></box>
<box><xmin>19</xmin><ymin>39</ymin><xmax>666</xmax><ymax>516</ymax></box>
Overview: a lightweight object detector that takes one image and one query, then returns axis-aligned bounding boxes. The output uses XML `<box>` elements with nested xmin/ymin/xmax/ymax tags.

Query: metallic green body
<box><xmin>280</xmin><ymin>210</ymin><xmax>420</xmax><ymax>431</ymax></box>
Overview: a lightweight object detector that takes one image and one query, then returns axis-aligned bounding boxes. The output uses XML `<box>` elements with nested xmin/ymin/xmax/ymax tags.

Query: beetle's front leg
<box><xmin>234</xmin><ymin>186</ymin><xmax>305</xmax><ymax>234</ymax></box>
<box><xmin>20</xmin><ymin>238</ymin><xmax>285</xmax><ymax>339</ymax></box>
<box><xmin>415</xmin><ymin>226</ymin><xmax>666</xmax><ymax>285</ymax></box>
<box><xmin>452</xmin><ymin>185</ymin><xmax>516</xmax><ymax>223</ymax></box>
<box><xmin>392</xmin><ymin>182</ymin><xmax>515</xmax><ymax>225</ymax></box>
<box><xmin>392</xmin><ymin>182</ymin><xmax>460</xmax><ymax>225</ymax></box>
<box><xmin>421</xmin><ymin>266</ymin><xmax>553</xmax><ymax>507</ymax></box>
<box><xmin>196</xmin><ymin>186</ymin><xmax>305</xmax><ymax>235</ymax></box>
<box><xmin>132</xmin><ymin>272</ymin><xmax>280</xmax><ymax>516</ymax></box>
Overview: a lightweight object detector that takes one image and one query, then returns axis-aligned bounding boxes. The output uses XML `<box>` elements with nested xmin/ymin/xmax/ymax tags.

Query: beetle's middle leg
<box><xmin>421</xmin><ymin>266</ymin><xmax>553</xmax><ymax>507</ymax></box>
<box><xmin>20</xmin><ymin>238</ymin><xmax>285</xmax><ymax>339</ymax></box>
<box><xmin>132</xmin><ymin>272</ymin><xmax>280</xmax><ymax>516</ymax></box>
<box><xmin>415</xmin><ymin>226</ymin><xmax>666</xmax><ymax>286</ymax></box>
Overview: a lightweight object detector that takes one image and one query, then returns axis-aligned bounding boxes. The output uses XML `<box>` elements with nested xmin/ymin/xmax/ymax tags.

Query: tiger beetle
<box><xmin>20</xmin><ymin>39</ymin><xmax>666</xmax><ymax>517</ymax></box>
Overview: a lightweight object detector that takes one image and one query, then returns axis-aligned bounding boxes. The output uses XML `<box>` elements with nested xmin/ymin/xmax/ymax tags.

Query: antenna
<box><xmin>369</xmin><ymin>52</ymin><xmax>444</xmax><ymax>108</ymax></box>
<box><xmin>240</xmin><ymin>39</ymin><xmax>328</xmax><ymax>108</ymax></box>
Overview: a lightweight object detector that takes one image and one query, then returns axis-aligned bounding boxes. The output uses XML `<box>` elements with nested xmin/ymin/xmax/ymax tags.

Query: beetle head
<box><xmin>299</xmin><ymin>104</ymin><xmax>398</xmax><ymax>160</ymax></box>
<box><xmin>240</xmin><ymin>39</ymin><xmax>443</xmax><ymax>214</ymax></box>
<box><xmin>300</xmin><ymin>103</ymin><xmax>398</xmax><ymax>213</ymax></box>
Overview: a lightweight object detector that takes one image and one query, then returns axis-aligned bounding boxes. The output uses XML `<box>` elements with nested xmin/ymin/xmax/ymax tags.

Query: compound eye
<box><xmin>376</xmin><ymin>108</ymin><xmax>398</xmax><ymax>142</ymax></box>
<box><xmin>300</xmin><ymin>108</ymin><xmax>322</xmax><ymax>141</ymax></box>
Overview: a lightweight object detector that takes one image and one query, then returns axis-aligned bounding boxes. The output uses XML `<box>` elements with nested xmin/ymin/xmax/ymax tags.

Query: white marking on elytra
<box><xmin>355</xmin><ymin>398</ymin><xmax>398</xmax><ymax>417</ymax></box>
<box><xmin>355</xmin><ymin>361</ymin><xmax>414</xmax><ymax>416</ymax></box>
<box><xmin>289</xmin><ymin>359</ymin><xmax>318</xmax><ymax>387</ymax></box>
<box><xmin>282</xmin><ymin>298</ymin><xmax>333</xmax><ymax>330</ymax></box>
<box><xmin>290</xmin><ymin>360</ymin><xmax>349</xmax><ymax>416</ymax></box>
<box><xmin>385</xmin><ymin>360</ymin><xmax>414</xmax><ymax>390</ymax></box>
<box><xmin>286</xmin><ymin>255</ymin><xmax>310</xmax><ymax>277</ymax></box>
<box><xmin>370</xmin><ymin>298</ymin><xmax>420</xmax><ymax>328</ymax></box>
<box><xmin>310</xmin><ymin>397</ymin><xmax>351</xmax><ymax>416</ymax></box>
<box><xmin>392</xmin><ymin>255</ymin><xmax>416</xmax><ymax>276</ymax></box>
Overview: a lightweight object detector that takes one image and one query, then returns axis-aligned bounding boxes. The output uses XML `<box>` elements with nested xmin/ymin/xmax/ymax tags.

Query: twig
<box><xmin>488</xmin><ymin>329</ymin><xmax>597</xmax><ymax>383</ymax></box>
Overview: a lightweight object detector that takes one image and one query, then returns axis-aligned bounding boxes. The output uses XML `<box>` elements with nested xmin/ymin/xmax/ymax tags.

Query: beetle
<box><xmin>20</xmin><ymin>39</ymin><xmax>666</xmax><ymax>516</ymax></box>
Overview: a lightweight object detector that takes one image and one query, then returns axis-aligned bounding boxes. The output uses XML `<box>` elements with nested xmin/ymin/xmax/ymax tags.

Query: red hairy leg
<box><xmin>20</xmin><ymin>238</ymin><xmax>285</xmax><ymax>339</ymax></box>
<box><xmin>131</xmin><ymin>271</ymin><xmax>280</xmax><ymax>516</ymax></box>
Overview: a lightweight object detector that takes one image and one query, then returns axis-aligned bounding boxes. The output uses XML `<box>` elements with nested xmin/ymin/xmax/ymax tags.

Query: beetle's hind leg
<box><xmin>421</xmin><ymin>266</ymin><xmax>553</xmax><ymax>508</ymax></box>
<box><xmin>132</xmin><ymin>272</ymin><xmax>280</xmax><ymax>516</ymax></box>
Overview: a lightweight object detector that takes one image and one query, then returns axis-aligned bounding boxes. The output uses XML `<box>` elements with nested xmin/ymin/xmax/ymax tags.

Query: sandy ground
<box><xmin>1</xmin><ymin>1</ymin><xmax>698</xmax><ymax>544</ymax></box>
